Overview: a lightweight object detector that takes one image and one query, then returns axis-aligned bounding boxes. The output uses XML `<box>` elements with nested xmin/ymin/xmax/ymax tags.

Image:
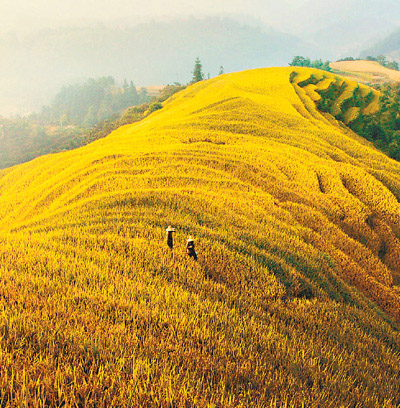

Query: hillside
<box><xmin>0</xmin><ymin>78</ymin><xmax>151</xmax><ymax>169</ymax></box>
<box><xmin>330</xmin><ymin>60</ymin><xmax>400</xmax><ymax>84</ymax></box>
<box><xmin>0</xmin><ymin>67</ymin><xmax>400</xmax><ymax>407</ymax></box>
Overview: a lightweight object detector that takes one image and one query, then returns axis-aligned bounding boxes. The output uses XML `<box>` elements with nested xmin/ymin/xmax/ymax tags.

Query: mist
<box><xmin>1</xmin><ymin>0</ymin><xmax>400</xmax><ymax>115</ymax></box>
<box><xmin>1</xmin><ymin>0</ymin><xmax>399</xmax><ymax>36</ymax></box>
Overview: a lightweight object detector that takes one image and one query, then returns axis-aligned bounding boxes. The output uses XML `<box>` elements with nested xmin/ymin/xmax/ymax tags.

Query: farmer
<box><xmin>166</xmin><ymin>226</ymin><xmax>176</xmax><ymax>249</ymax></box>
<box><xmin>186</xmin><ymin>236</ymin><xmax>197</xmax><ymax>260</ymax></box>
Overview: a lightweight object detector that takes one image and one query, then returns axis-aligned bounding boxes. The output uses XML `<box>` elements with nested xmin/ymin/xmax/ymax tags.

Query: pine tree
<box><xmin>191</xmin><ymin>57</ymin><xmax>204</xmax><ymax>83</ymax></box>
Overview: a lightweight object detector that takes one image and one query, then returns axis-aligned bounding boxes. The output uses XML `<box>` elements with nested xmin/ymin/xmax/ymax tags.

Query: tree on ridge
<box><xmin>191</xmin><ymin>57</ymin><xmax>205</xmax><ymax>83</ymax></box>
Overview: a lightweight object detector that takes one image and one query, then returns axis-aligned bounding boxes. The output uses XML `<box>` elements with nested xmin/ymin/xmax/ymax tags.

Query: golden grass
<box><xmin>0</xmin><ymin>67</ymin><xmax>399</xmax><ymax>407</ymax></box>
<box><xmin>330</xmin><ymin>60</ymin><xmax>400</xmax><ymax>84</ymax></box>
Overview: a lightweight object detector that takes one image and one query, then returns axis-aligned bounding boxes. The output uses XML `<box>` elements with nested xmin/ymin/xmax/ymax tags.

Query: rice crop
<box><xmin>0</xmin><ymin>67</ymin><xmax>399</xmax><ymax>407</ymax></box>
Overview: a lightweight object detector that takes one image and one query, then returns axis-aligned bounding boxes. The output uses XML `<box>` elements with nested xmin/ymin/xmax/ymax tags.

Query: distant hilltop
<box><xmin>330</xmin><ymin>60</ymin><xmax>400</xmax><ymax>84</ymax></box>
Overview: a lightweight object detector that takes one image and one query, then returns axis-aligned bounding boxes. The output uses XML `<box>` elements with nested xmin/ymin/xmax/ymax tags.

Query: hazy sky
<box><xmin>2</xmin><ymin>0</ymin><xmax>399</xmax><ymax>38</ymax></box>
<box><xmin>0</xmin><ymin>0</ymin><xmax>315</xmax><ymax>34</ymax></box>
<box><xmin>1</xmin><ymin>0</ymin><xmax>399</xmax><ymax>115</ymax></box>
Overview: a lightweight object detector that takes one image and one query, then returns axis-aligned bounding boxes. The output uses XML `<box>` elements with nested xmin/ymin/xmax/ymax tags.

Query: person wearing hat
<box><xmin>186</xmin><ymin>236</ymin><xmax>197</xmax><ymax>260</ymax></box>
<box><xmin>166</xmin><ymin>226</ymin><xmax>176</xmax><ymax>249</ymax></box>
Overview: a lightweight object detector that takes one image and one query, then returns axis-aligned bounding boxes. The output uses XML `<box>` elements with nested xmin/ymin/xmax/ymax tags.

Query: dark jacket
<box><xmin>186</xmin><ymin>241</ymin><xmax>197</xmax><ymax>260</ymax></box>
<box><xmin>166</xmin><ymin>231</ymin><xmax>174</xmax><ymax>249</ymax></box>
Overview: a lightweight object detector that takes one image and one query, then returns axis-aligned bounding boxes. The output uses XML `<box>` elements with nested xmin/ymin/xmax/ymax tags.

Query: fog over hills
<box><xmin>361</xmin><ymin>27</ymin><xmax>400</xmax><ymax>61</ymax></box>
<box><xmin>1</xmin><ymin>1</ymin><xmax>400</xmax><ymax>116</ymax></box>
<box><xmin>2</xmin><ymin>0</ymin><xmax>399</xmax><ymax>39</ymax></box>
<box><xmin>297</xmin><ymin>0</ymin><xmax>400</xmax><ymax>57</ymax></box>
<box><xmin>0</xmin><ymin>17</ymin><xmax>315</xmax><ymax>116</ymax></box>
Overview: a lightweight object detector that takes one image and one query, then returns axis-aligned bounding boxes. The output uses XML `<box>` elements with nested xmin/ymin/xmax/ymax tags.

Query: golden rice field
<box><xmin>0</xmin><ymin>67</ymin><xmax>400</xmax><ymax>407</ymax></box>
<box><xmin>330</xmin><ymin>60</ymin><xmax>400</xmax><ymax>84</ymax></box>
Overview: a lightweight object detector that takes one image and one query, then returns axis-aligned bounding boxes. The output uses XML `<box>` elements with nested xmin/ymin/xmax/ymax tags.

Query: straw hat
<box><xmin>187</xmin><ymin>236</ymin><xmax>195</xmax><ymax>242</ymax></box>
<box><xmin>166</xmin><ymin>226</ymin><xmax>176</xmax><ymax>232</ymax></box>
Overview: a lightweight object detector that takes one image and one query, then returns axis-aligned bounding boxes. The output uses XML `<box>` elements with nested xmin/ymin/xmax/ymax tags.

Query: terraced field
<box><xmin>292</xmin><ymin>69</ymin><xmax>380</xmax><ymax>125</ymax></box>
<box><xmin>0</xmin><ymin>67</ymin><xmax>399</xmax><ymax>407</ymax></box>
<box><xmin>330</xmin><ymin>60</ymin><xmax>400</xmax><ymax>84</ymax></box>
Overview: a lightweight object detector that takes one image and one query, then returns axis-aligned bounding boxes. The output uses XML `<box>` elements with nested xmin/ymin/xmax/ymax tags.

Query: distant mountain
<box><xmin>294</xmin><ymin>0</ymin><xmax>400</xmax><ymax>57</ymax></box>
<box><xmin>360</xmin><ymin>28</ymin><xmax>400</xmax><ymax>61</ymax></box>
<box><xmin>0</xmin><ymin>17</ymin><xmax>314</xmax><ymax>116</ymax></box>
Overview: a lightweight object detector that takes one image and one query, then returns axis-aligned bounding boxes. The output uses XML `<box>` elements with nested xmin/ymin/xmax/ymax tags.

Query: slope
<box><xmin>0</xmin><ymin>67</ymin><xmax>399</xmax><ymax>407</ymax></box>
<box><xmin>330</xmin><ymin>60</ymin><xmax>400</xmax><ymax>84</ymax></box>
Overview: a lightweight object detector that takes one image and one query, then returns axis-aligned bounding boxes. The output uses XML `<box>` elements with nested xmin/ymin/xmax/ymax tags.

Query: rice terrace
<box><xmin>330</xmin><ymin>60</ymin><xmax>400</xmax><ymax>85</ymax></box>
<box><xmin>0</xmin><ymin>64</ymin><xmax>399</xmax><ymax>407</ymax></box>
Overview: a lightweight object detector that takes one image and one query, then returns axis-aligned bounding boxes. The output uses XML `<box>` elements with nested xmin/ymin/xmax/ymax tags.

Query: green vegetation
<box><xmin>34</xmin><ymin>77</ymin><xmax>149</xmax><ymax>126</ymax></box>
<box><xmin>289</xmin><ymin>56</ymin><xmax>331</xmax><ymax>72</ymax></box>
<box><xmin>350</xmin><ymin>82</ymin><xmax>400</xmax><ymax>160</ymax></box>
<box><xmin>367</xmin><ymin>55</ymin><xmax>399</xmax><ymax>71</ymax></box>
<box><xmin>191</xmin><ymin>57</ymin><xmax>205</xmax><ymax>83</ymax></box>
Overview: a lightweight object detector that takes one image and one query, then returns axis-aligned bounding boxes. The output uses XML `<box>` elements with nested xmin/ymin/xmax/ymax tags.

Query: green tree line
<box><xmin>289</xmin><ymin>56</ymin><xmax>332</xmax><ymax>72</ymax></box>
<box><xmin>338</xmin><ymin>55</ymin><xmax>399</xmax><ymax>71</ymax></box>
<box><xmin>33</xmin><ymin>77</ymin><xmax>150</xmax><ymax>126</ymax></box>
